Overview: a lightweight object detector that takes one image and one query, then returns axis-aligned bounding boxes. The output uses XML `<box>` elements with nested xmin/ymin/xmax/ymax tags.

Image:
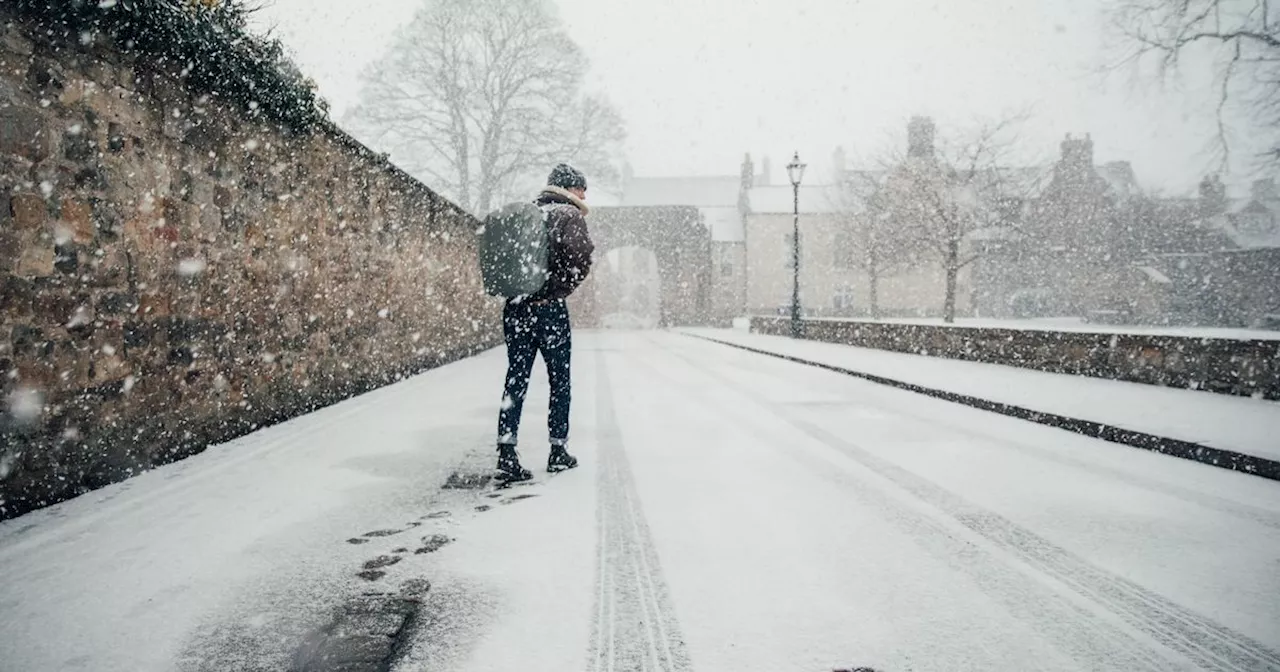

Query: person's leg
<box><xmin>540</xmin><ymin>301</ymin><xmax>577</xmax><ymax>472</ymax></box>
<box><xmin>497</xmin><ymin>302</ymin><xmax>538</xmax><ymax>447</ymax></box>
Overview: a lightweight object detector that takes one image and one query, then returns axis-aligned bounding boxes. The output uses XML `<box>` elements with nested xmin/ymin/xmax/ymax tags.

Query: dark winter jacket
<box><xmin>526</xmin><ymin>186</ymin><xmax>594</xmax><ymax>302</ymax></box>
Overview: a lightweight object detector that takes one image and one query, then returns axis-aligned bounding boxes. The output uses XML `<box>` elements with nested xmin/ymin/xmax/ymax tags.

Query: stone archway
<box><xmin>569</xmin><ymin>206</ymin><xmax>711</xmax><ymax>328</ymax></box>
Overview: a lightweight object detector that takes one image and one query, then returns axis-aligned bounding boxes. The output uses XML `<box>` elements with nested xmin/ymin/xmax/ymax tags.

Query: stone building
<box><xmin>742</xmin><ymin>178</ymin><xmax>977</xmax><ymax>319</ymax></box>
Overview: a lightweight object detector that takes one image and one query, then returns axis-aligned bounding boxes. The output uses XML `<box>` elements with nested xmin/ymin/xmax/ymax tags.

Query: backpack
<box><xmin>478</xmin><ymin>202</ymin><xmax>551</xmax><ymax>297</ymax></box>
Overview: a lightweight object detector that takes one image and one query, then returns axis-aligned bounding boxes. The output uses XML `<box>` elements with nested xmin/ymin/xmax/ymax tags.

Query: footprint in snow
<box><xmin>364</xmin><ymin>555</ymin><xmax>402</xmax><ymax>570</ymax></box>
<box><xmin>415</xmin><ymin>534</ymin><xmax>453</xmax><ymax>554</ymax></box>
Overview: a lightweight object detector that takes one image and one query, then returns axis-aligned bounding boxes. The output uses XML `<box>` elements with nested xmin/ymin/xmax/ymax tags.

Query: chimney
<box><xmin>758</xmin><ymin>156</ymin><xmax>772</xmax><ymax>186</ymax></box>
<box><xmin>1198</xmin><ymin>174</ymin><xmax>1227</xmax><ymax>217</ymax></box>
<box><xmin>832</xmin><ymin>145</ymin><xmax>847</xmax><ymax>179</ymax></box>
<box><xmin>740</xmin><ymin>153</ymin><xmax>754</xmax><ymax>193</ymax></box>
<box><xmin>1060</xmin><ymin>132</ymin><xmax>1094</xmax><ymax>170</ymax></box>
<box><xmin>908</xmin><ymin>116</ymin><xmax>935</xmax><ymax>159</ymax></box>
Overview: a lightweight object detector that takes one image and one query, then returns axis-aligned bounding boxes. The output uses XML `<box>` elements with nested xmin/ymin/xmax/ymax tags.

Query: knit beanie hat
<box><xmin>548</xmin><ymin>163</ymin><xmax>588</xmax><ymax>191</ymax></box>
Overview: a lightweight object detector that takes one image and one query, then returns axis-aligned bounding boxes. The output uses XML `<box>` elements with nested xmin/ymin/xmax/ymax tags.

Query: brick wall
<box><xmin>0</xmin><ymin>15</ymin><xmax>500</xmax><ymax>519</ymax></box>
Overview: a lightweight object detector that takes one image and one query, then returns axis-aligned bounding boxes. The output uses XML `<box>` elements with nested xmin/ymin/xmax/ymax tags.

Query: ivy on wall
<box><xmin>10</xmin><ymin>0</ymin><xmax>328</xmax><ymax>133</ymax></box>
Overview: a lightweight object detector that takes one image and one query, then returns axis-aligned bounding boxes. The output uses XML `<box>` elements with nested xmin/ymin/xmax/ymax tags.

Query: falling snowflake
<box><xmin>40</xmin><ymin>181</ymin><xmax>53</xmax><ymax>197</ymax></box>
<box><xmin>66</xmin><ymin>306</ymin><xmax>93</xmax><ymax>328</ymax></box>
<box><xmin>7</xmin><ymin>388</ymin><xmax>44</xmax><ymax>425</ymax></box>
<box><xmin>0</xmin><ymin>451</ymin><xmax>16</xmax><ymax>480</ymax></box>
<box><xmin>178</xmin><ymin>258</ymin><xmax>208</xmax><ymax>276</ymax></box>
<box><xmin>52</xmin><ymin>223</ymin><xmax>73</xmax><ymax>245</ymax></box>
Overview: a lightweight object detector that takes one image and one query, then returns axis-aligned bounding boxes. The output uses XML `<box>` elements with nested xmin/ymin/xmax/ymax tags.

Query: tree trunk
<box><xmin>943</xmin><ymin>237</ymin><xmax>959</xmax><ymax>323</ymax></box>
<box><xmin>867</xmin><ymin>253</ymin><xmax>881</xmax><ymax>319</ymax></box>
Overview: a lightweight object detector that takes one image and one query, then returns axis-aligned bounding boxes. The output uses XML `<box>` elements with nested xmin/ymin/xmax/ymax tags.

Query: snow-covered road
<box><xmin>2</xmin><ymin>330</ymin><xmax>1279</xmax><ymax>672</ymax></box>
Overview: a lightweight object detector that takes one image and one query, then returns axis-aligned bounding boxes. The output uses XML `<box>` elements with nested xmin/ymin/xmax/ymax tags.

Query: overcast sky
<box><xmin>252</xmin><ymin>0</ymin><xmax>1261</xmax><ymax>197</ymax></box>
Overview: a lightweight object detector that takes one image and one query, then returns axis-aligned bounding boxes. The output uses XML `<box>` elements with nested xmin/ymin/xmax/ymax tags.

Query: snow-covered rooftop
<box><xmin>619</xmin><ymin>176</ymin><xmax>740</xmax><ymax>208</ymax></box>
<box><xmin>1097</xmin><ymin>161</ymin><xmax>1140</xmax><ymax>198</ymax></box>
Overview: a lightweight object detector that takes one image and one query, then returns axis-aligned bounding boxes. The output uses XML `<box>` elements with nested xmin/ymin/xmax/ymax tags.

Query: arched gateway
<box><xmin>569</xmin><ymin>206</ymin><xmax>713</xmax><ymax>327</ymax></box>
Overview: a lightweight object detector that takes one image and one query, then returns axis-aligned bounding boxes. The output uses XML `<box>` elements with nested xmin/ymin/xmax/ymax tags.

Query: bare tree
<box><xmin>344</xmin><ymin>0</ymin><xmax>625</xmax><ymax>214</ymax></box>
<box><xmin>829</xmin><ymin>172</ymin><xmax>920</xmax><ymax>318</ymax></box>
<box><xmin>877</xmin><ymin>116</ymin><xmax>1038</xmax><ymax>323</ymax></box>
<box><xmin>1108</xmin><ymin>0</ymin><xmax>1280</xmax><ymax>168</ymax></box>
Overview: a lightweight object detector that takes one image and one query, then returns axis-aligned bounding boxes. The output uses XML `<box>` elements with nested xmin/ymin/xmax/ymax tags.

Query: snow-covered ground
<box><xmin>795</xmin><ymin>315</ymin><xmax>1280</xmax><ymax>341</ymax></box>
<box><xmin>685</xmin><ymin>327</ymin><xmax>1280</xmax><ymax>461</ymax></box>
<box><xmin>0</xmin><ymin>351</ymin><xmax>509</xmax><ymax>672</ymax></box>
<box><xmin>2</xmin><ymin>331</ymin><xmax>1279</xmax><ymax>671</ymax></box>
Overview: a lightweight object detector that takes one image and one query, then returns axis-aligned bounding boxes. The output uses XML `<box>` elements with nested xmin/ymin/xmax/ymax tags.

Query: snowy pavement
<box><xmin>682</xmin><ymin>327</ymin><xmax>1280</xmax><ymax>462</ymax></box>
<box><xmin>2</xmin><ymin>330</ymin><xmax>1280</xmax><ymax>671</ymax></box>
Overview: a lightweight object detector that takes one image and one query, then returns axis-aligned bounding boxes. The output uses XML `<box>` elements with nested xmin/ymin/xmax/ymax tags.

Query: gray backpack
<box><xmin>478</xmin><ymin>202</ymin><xmax>551</xmax><ymax>297</ymax></box>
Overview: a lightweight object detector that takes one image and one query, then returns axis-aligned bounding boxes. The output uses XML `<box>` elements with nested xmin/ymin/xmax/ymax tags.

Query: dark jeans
<box><xmin>497</xmin><ymin>299</ymin><xmax>572</xmax><ymax>447</ymax></box>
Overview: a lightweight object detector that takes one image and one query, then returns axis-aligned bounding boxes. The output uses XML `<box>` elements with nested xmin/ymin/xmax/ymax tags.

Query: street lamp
<box><xmin>786</xmin><ymin>151</ymin><xmax>807</xmax><ymax>338</ymax></box>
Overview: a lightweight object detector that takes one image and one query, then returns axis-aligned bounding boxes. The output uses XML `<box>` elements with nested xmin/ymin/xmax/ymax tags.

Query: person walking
<box><xmin>495</xmin><ymin>164</ymin><xmax>594</xmax><ymax>482</ymax></box>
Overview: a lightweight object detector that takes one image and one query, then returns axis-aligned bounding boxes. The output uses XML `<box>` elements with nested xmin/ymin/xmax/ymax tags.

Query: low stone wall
<box><xmin>0</xmin><ymin>14</ymin><xmax>500</xmax><ymax>519</ymax></box>
<box><xmin>750</xmin><ymin>317</ymin><xmax>1280</xmax><ymax>400</ymax></box>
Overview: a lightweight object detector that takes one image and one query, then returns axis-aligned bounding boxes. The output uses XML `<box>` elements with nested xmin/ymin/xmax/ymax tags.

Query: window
<box><xmin>833</xmin><ymin>284</ymin><xmax>856</xmax><ymax>312</ymax></box>
<box><xmin>719</xmin><ymin>246</ymin><xmax>735</xmax><ymax>277</ymax></box>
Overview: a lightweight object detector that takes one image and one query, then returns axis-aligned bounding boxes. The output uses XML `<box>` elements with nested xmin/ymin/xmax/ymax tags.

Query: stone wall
<box><xmin>751</xmin><ymin>317</ymin><xmax>1280</xmax><ymax>400</ymax></box>
<box><xmin>0</xmin><ymin>14</ymin><xmax>500</xmax><ymax>519</ymax></box>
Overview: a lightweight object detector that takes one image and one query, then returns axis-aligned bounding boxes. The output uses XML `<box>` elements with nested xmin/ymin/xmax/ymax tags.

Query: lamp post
<box><xmin>786</xmin><ymin>152</ymin><xmax>807</xmax><ymax>338</ymax></box>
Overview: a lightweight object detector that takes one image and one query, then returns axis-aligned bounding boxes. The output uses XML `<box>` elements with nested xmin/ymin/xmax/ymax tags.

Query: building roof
<box><xmin>701</xmin><ymin>207</ymin><xmax>744</xmax><ymax>243</ymax></box>
<box><xmin>620</xmin><ymin>176</ymin><xmax>740</xmax><ymax>208</ymax></box>
<box><xmin>1209</xmin><ymin>204</ymin><xmax>1280</xmax><ymax>249</ymax></box>
<box><xmin>1097</xmin><ymin>161</ymin><xmax>1141</xmax><ymax>198</ymax></box>
<box><xmin>746</xmin><ymin>184</ymin><xmax>846</xmax><ymax>214</ymax></box>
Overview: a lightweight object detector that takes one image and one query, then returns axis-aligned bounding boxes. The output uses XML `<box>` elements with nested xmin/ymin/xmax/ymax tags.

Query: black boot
<box><xmin>547</xmin><ymin>445</ymin><xmax>578</xmax><ymax>473</ymax></box>
<box><xmin>496</xmin><ymin>445</ymin><xmax>532</xmax><ymax>483</ymax></box>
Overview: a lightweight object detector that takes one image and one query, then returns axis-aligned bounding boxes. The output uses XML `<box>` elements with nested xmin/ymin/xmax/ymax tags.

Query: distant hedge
<box><xmin>10</xmin><ymin>0</ymin><xmax>327</xmax><ymax>133</ymax></box>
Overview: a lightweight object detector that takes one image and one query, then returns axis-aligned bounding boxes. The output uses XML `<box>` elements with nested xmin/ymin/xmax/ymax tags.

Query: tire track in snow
<box><xmin>643</xmin><ymin>333</ymin><xmax>1280</xmax><ymax>672</ymax></box>
<box><xmin>587</xmin><ymin>348</ymin><xmax>692</xmax><ymax>672</ymax></box>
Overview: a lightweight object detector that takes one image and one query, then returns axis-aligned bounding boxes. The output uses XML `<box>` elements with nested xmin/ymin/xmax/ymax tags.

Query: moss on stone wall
<box><xmin>11</xmin><ymin>0</ymin><xmax>326</xmax><ymax>133</ymax></box>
